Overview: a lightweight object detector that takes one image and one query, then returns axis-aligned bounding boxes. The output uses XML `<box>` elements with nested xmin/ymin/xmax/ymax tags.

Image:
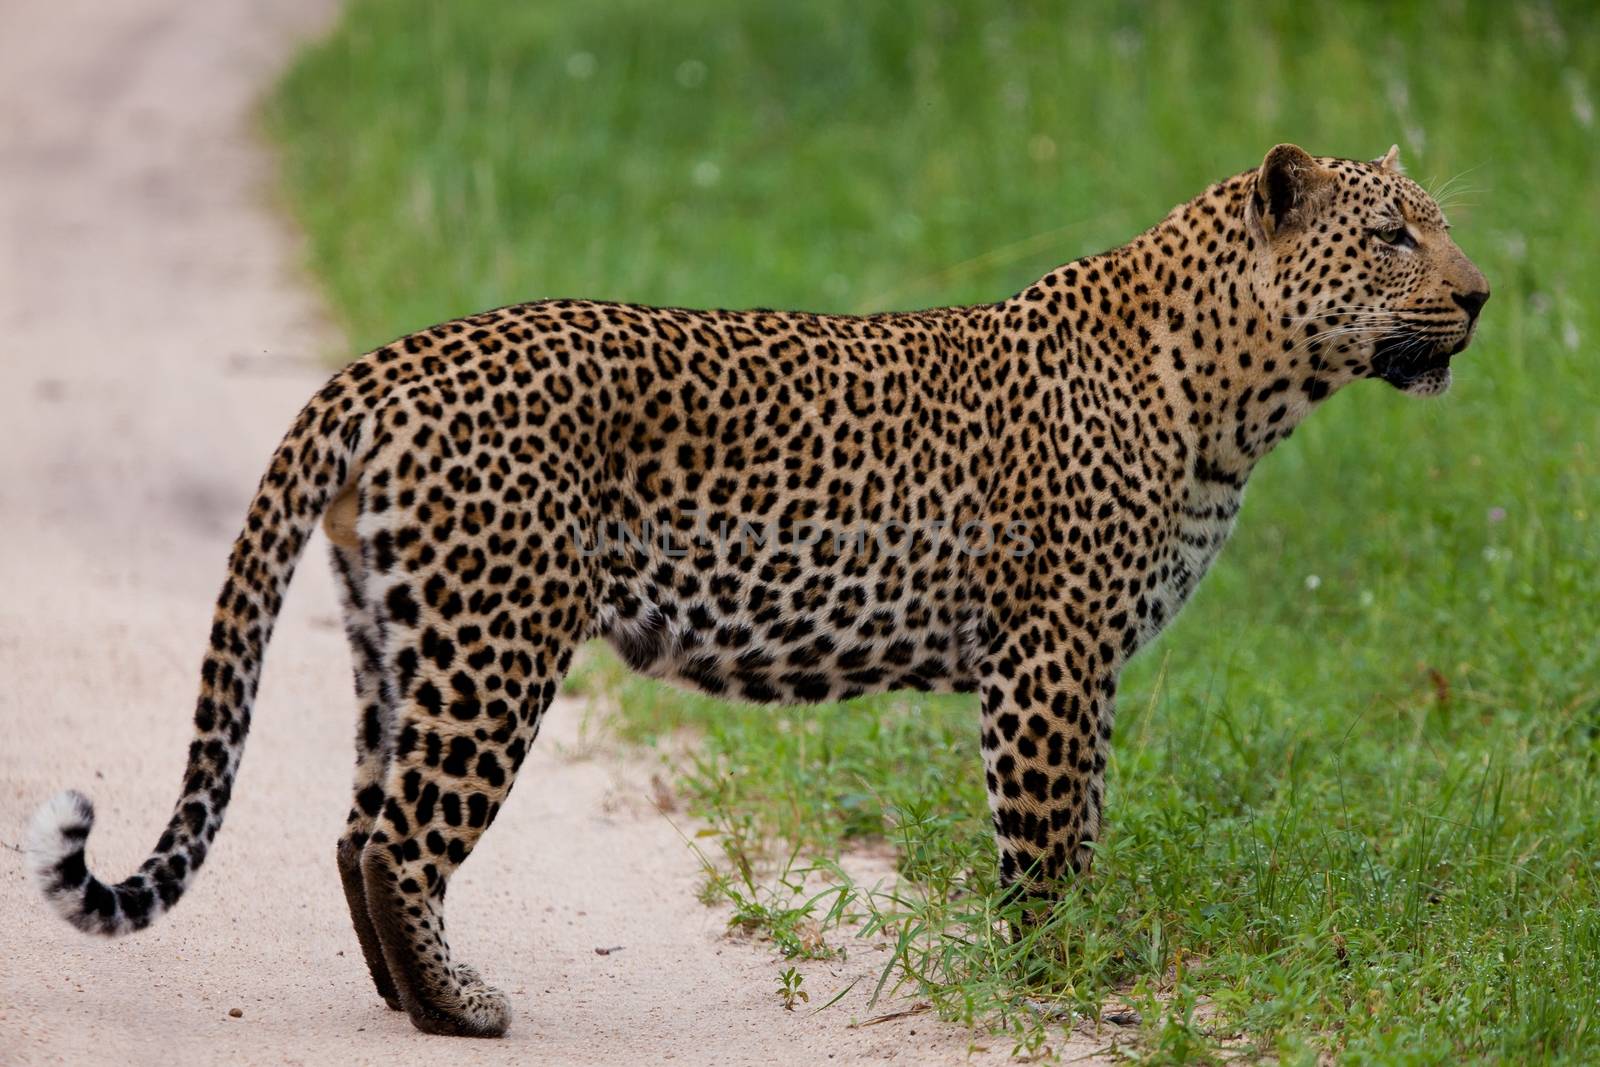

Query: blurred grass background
<box><xmin>270</xmin><ymin>0</ymin><xmax>1600</xmax><ymax>1060</ymax></box>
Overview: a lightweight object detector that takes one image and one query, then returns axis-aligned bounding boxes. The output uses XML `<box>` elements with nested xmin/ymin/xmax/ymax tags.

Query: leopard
<box><xmin>28</xmin><ymin>143</ymin><xmax>1488</xmax><ymax>1037</ymax></box>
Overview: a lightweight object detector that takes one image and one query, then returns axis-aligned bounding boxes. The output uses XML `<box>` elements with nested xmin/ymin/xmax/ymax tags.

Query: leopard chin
<box><xmin>1398</xmin><ymin>366</ymin><xmax>1453</xmax><ymax>397</ymax></box>
<box><xmin>1373</xmin><ymin>331</ymin><xmax>1469</xmax><ymax>397</ymax></box>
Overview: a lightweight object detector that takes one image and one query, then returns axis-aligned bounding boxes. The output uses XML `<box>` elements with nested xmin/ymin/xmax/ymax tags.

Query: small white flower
<box><xmin>1566</xmin><ymin>69</ymin><xmax>1595</xmax><ymax>129</ymax></box>
<box><xmin>691</xmin><ymin>160</ymin><xmax>721</xmax><ymax>188</ymax></box>
<box><xmin>891</xmin><ymin>213</ymin><xmax>923</xmax><ymax>242</ymax></box>
<box><xmin>1562</xmin><ymin>320</ymin><xmax>1581</xmax><ymax>351</ymax></box>
<box><xmin>675</xmin><ymin>59</ymin><xmax>707</xmax><ymax>89</ymax></box>
<box><xmin>1304</xmin><ymin>574</ymin><xmax>1322</xmax><ymax>591</ymax></box>
<box><xmin>1359</xmin><ymin>590</ymin><xmax>1375</xmax><ymax>608</ymax></box>
<box><xmin>566</xmin><ymin>52</ymin><xmax>597</xmax><ymax>80</ymax></box>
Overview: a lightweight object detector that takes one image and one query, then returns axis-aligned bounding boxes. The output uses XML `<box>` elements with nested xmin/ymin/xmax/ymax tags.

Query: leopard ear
<box><xmin>1252</xmin><ymin>143</ymin><xmax>1331</xmax><ymax>240</ymax></box>
<box><xmin>1373</xmin><ymin>144</ymin><xmax>1403</xmax><ymax>172</ymax></box>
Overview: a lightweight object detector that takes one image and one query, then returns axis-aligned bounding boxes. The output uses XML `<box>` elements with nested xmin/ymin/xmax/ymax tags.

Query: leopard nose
<box><xmin>1452</xmin><ymin>288</ymin><xmax>1489</xmax><ymax>321</ymax></box>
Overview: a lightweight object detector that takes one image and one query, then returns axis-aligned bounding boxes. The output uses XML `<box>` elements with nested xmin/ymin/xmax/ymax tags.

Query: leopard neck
<box><xmin>1003</xmin><ymin>174</ymin><xmax>1341</xmax><ymax>489</ymax></box>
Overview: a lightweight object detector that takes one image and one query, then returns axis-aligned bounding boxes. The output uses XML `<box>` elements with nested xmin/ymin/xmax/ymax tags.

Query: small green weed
<box><xmin>777</xmin><ymin>966</ymin><xmax>810</xmax><ymax>1011</ymax></box>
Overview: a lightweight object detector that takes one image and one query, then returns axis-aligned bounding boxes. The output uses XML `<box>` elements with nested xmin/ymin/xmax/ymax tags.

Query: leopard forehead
<box><xmin>1324</xmin><ymin>156</ymin><xmax>1448</xmax><ymax>229</ymax></box>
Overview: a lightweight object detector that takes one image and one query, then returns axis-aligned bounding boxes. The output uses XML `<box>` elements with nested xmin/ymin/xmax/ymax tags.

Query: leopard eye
<box><xmin>1372</xmin><ymin>225</ymin><xmax>1415</xmax><ymax>250</ymax></box>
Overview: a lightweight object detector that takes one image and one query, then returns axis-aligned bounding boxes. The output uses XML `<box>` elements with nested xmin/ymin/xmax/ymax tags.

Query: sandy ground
<box><xmin>0</xmin><ymin>2</ymin><xmax>1122</xmax><ymax>1064</ymax></box>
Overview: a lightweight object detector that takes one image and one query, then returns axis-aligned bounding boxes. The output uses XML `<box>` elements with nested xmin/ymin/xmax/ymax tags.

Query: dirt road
<box><xmin>0</xmin><ymin>2</ymin><xmax>1116</xmax><ymax>1063</ymax></box>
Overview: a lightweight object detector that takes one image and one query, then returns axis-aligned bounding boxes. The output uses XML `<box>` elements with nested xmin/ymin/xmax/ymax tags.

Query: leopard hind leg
<box><xmin>326</xmin><ymin>498</ymin><xmax>403</xmax><ymax>1012</ymax></box>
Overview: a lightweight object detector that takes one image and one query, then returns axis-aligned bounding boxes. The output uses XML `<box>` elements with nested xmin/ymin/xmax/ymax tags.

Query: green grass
<box><xmin>269</xmin><ymin>0</ymin><xmax>1600</xmax><ymax>1060</ymax></box>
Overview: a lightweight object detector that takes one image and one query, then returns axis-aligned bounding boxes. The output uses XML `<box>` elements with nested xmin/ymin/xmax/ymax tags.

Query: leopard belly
<box><xmin>598</xmin><ymin>545</ymin><xmax>983</xmax><ymax>704</ymax></box>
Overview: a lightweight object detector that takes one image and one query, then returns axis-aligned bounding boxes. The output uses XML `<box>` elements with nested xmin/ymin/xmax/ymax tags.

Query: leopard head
<box><xmin>1246</xmin><ymin>143</ymin><xmax>1489</xmax><ymax>398</ymax></box>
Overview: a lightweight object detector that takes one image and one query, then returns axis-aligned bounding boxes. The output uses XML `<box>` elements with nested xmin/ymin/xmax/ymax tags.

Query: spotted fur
<box><xmin>29</xmin><ymin>144</ymin><xmax>1487</xmax><ymax>1037</ymax></box>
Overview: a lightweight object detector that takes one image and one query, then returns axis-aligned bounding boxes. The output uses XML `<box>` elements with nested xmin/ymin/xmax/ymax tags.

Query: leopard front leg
<box><xmin>978</xmin><ymin>626</ymin><xmax>1119</xmax><ymax>904</ymax></box>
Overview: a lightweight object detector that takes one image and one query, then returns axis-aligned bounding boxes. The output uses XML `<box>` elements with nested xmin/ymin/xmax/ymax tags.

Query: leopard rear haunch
<box><xmin>28</xmin><ymin>144</ymin><xmax>1488</xmax><ymax>1038</ymax></box>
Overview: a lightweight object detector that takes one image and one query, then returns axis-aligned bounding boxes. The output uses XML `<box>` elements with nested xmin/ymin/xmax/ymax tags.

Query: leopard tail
<box><xmin>27</xmin><ymin>381</ymin><xmax>366</xmax><ymax>935</ymax></box>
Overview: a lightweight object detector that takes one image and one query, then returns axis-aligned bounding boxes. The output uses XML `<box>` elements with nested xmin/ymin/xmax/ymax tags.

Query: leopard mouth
<box><xmin>1371</xmin><ymin>329</ymin><xmax>1473</xmax><ymax>395</ymax></box>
